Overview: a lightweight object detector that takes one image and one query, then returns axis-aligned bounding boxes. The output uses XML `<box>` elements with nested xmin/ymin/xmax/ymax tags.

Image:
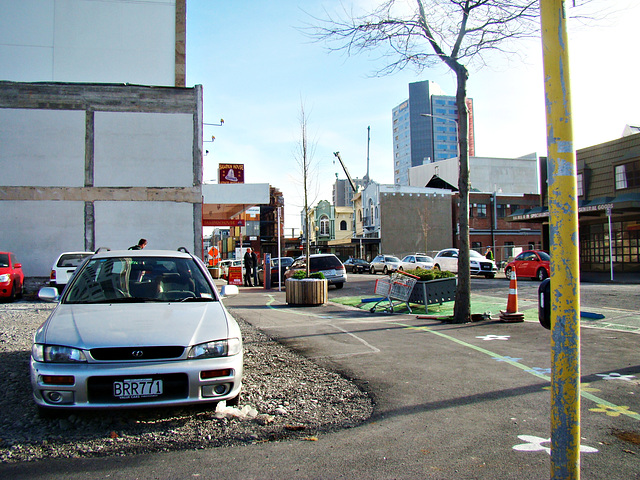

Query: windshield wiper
<box><xmin>179</xmin><ymin>296</ymin><xmax>216</xmax><ymax>302</ymax></box>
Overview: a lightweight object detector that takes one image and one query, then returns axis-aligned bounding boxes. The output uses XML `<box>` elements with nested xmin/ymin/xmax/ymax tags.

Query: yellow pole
<box><xmin>540</xmin><ymin>1</ymin><xmax>581</xmax><ymax>478</ymax></box>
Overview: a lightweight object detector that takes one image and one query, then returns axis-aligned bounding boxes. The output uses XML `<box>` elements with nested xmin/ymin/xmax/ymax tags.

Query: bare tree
<box><xmin>293</xmin><ymin>102</ymin><xmax>318</xmax><ymax>276</ymax></box>
<box><xmin>307</xmin><ymin>0</ymin><xmax>545</xmax><ymax>322</ymax></box>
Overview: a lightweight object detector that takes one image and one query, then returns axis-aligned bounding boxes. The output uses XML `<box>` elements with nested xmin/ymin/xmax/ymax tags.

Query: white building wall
<box><xmin>409</xmin><ymin>154</ymin><xmax>540</xmax><ymax>194</ymax></box>
<box><xmin>0</xmin><ymin>109</ymin><xmax>86</xmax><ymax>186</ymax></box>
<box><xmin>95</xmin><ymin>201</ymin><xmax>194</xmax><ymax>252</ymax></box>
<box><xmin>0</xmin><ymin>201</ymin><xmax>87</xmax><ymax>277</ymax></box>
<box><xmin>94</xmin><ymin>112</ymin><xmax>193</xmax><ymax>187</ymax></box>
<box><xmin>0</xmin><ymin>0</ymin><xmax>176</xmax><ymax>86</ymax></box>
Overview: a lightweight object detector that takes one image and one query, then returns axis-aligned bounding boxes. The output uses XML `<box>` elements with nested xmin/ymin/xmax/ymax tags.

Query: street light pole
<box><xmin>420</xmin><ymin>113</ymin><xmax>460</xmax><ymax>158</ymax></box>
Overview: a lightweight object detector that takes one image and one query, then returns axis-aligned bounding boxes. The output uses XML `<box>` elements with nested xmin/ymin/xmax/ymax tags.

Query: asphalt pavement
<box><xmin>4</xmin><ymin>278</ymin><xmax>639</xmax><ymax>479</ymax></box>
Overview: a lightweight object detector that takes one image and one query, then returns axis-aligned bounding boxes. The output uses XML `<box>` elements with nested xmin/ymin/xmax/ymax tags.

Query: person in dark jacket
<box><xmin>251</xmin><ymin>249</ymin><xmax>259</xmax><ymax>285</ymax></box>
<box><xmin>129</xmin><ymin>238</ymin><xmax>147</xmax><ymax>250</ymax></box>
<box><xmin>244</xmin><ymin>248</ymin><xmax>253</xmax><ymax>287</ymax></box>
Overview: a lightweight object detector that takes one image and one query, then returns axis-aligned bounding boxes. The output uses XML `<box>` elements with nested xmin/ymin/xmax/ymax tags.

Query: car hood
<box><xmin>37</xmin><ymin>302</ymin><xmax>231</xmax><ymax>349</ymax></box>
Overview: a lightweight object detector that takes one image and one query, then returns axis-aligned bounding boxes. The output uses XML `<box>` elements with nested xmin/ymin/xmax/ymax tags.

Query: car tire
<box><xmin>505</xmin><ymin>267</ymin><xmax>514</xmax><ymax>279</ymax></box>
<box><xmin>383</xmin><ymin>266</ymin><xmax>388</xmax><ymax>275</ymax></box>
<box><xmin>335</xmin><ymin>282</ymin><xmax>344</xmax><ymax>289</ymax></box>
<box><xmin>536</xmin><ymin>268</ymin><xmax>548</xmax><ymax>281</ymax></box>
<box><xmin>398</xmin><ymin>266</ymin><xmax>403</xmax><ymax>271</ymax></box>
<box><xmin>433</xmin><ymin>265</ymin><xmax>440</xmax><ymax>271</ymax></box>
<box><xmin>485</xmin><ymin>274</ymin><xmax>495</xmax><ymax>279</ymax></box>
<box><xmin>370</xmin><ymin>266</ymin><xmax>375</xmax><ymax>275</ymax></box>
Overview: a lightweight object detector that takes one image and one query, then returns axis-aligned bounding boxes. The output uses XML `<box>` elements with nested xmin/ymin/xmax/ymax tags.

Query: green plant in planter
<box><xmin>405</xmin><ymin>268</ymin><xmax>455</xmax><ymax>282</ymax></box>
<box><xmin>292</xmin><ymin>270</ymin><xmax>325</xmax><ymax>280</ymax></box>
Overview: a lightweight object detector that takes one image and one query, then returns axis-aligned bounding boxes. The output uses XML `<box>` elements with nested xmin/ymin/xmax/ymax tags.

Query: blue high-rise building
<box><xmin>392</xmin><ymin>80</ymin><xmax>474</xmax><ymax>185</ymax></box>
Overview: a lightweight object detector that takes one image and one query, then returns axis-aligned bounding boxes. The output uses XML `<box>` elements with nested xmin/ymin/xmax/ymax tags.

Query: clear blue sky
<box><xmin>186</xmin><ymin>0</ymin><xmax>640</xmax><ymax>232</ymax></box>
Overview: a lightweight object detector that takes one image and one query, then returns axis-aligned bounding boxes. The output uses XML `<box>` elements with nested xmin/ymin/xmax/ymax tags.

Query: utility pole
<box><xmin>541</xmin><ymin>1</ymin><xmax>581</xmax><ymax>478</ymax></box>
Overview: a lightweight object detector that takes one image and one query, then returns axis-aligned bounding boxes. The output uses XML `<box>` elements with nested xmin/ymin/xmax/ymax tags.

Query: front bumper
<box><xmin>30</xmin><ymin>353</ymin><xmax>243</xmax><ymax>409</ymax></box>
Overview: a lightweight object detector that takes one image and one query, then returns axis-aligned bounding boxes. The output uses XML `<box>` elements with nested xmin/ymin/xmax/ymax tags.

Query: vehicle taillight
<box><xmin>50</xmin><ymin>270</ymin><xmax>56</xmax><ymax>280</ymax></box>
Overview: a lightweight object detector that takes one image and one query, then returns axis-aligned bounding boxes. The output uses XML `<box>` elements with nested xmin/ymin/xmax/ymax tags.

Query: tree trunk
<box><xmin>453</xmin><ymin>64</ymin><xmax>471</xmax><ymax>323</ymax></box>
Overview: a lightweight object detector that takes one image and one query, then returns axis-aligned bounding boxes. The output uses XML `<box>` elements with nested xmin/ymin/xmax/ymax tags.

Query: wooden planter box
<box><xmin>408</xmin><ymin>277</ymin><xmax>457</xmax><ymax>310</ymax></box>
<box><xmin>285</xmin><ymin>278</ymin><xmax>328</xmax><ymax>306</ymax></box>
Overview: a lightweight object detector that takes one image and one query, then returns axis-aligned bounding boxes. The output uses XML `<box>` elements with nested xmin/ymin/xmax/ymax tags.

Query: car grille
<box><xmin>90</xmin><ymin>346</ymin><xmax>185</xmax><ymax>361</ymax></box>
<box><xmin>87</xmin><ymin>373</ymin><xmax>189</xmax><ymax>403</ymax></box>
<box><xmin>479</xmin><ymin>262</ymin><xmax>494</xmax><ymax>271</ymax></box>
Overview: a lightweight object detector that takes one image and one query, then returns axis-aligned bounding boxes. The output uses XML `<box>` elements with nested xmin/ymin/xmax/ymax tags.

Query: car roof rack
<box><xmin>94</xmin><ymin>247</ymin><xmax>110</xmax><ymax>253</ymax></box>
<box><xmin>177</xmin><ymin>247</ymin><xmax>190</xmax><ymax>254</ymax></box>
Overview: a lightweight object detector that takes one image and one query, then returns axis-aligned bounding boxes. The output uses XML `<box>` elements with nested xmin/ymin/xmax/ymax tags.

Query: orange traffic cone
<box><xmin>500</xmin><ymin>270</ymin><xmax>524</xmax><ymax>322</ymax></box>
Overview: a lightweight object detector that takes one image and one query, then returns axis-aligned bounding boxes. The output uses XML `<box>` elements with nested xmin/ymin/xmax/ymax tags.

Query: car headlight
<box><xmin>188</xmin><ymin>338</ymin><xmax>241</xmax><ymax>359</ymax></box>
<box><xmin>32</xmin><ymin>344</ymin><xmax>87</xmax><ymax>363</ymax></box>
<box><xmin>0</xmin><ymin>274</ymin><xmax>10</xmax><ymax>283</ymax></box>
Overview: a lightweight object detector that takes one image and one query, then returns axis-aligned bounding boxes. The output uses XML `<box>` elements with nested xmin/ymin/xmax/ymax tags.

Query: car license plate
<box><xmin>321</xmin><ymin>269</ymin><xmax>336</xmax><ymax>277</ymax></box>
<box><xmin>113</xmin><ymin>378</ymin><xmax>163</xmax><ymax>399</ymax></box>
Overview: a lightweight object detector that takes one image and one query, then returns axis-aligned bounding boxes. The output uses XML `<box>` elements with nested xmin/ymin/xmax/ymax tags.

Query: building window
<box><xmin>615</xmin><ymin>161</ymin><xmax>640</xmax><ymax>190</ymax></box>
<box><xmin>477</xmin><ymin>204</ymin><xmax>487</xmax><ymax>218</ymax></box>
<box><xmin>496</xmin><ymin>204</ymin><xmax>507</xmax><ymax>218</ymax></box>
<box><xmin>510</xmin><ymin>204</ymin><xmax>519</xmax><ymax>214</ymax></box>
<box><xmin>319</xmin><ymin>215</ymin><xmax>330</xmax><ymax>236</ymax></box>
<box><xmin>340</xmin><ymin>220</ymin><xmax>347</xmax><ymax>230</ymax></box>
<box><xmin>577</xmin><ymin>173</ymin><xmax>584</xmax><ymax>196</ymax></box>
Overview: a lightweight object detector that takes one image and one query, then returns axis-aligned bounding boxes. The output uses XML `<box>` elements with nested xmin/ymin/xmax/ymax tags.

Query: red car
<box><xmin>0</xmin><ymin>251</ymin><xmax>25</xmax><ymax>301</ymax></box>
<box><xmin>505</xmin><ymin>250</ymin><xmax>550</xmax><ymax>281</ymax></box>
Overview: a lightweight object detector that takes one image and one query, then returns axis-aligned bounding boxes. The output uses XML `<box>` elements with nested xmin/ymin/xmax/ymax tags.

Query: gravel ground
<box><xmin>0</xmin><ymin>298</ymin><xmax>373</xmax><ymax>464</ymax></box>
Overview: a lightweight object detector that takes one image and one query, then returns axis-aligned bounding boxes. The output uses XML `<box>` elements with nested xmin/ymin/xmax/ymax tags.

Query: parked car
<box><xmin>0</xmin><ymin>251</ymin><xmax>24</xmax><ymax>302</ymax></box>
<box><xmin>219</xmin><ymin>259</ymin><xmax>242</xmax><ymax>279</ymax></box>
<box><xmin>343</xmin><ymin>258</ymin><xmax>371</xmax><ymax>274</ymax></box>
<box><xmin>369</xmin><ymin>255</ymin><xmax>402</xmax><ymax>275</ymax></box>
<box><xmin>32</xmin><ymin>248</ymin><xmax>243</xmax><ymax>412</ymax></box>
<box><xmin>284</xmin><ymin>254</ymin><xmax>347</xmax><ymax>289</ymax></box>
<box><xmin>399</xmin><ymin>254</ymin><xmax>434</xmax><ymax>271</ymax></box>
<box><xmin>257</xmin><ymin>256</ymin><xmax>294</xmax><ymax>286</ymax></box>
<box><xmin>505</xmin><ymin>250</ymin><xmax>550</xmax><ymax>281</ymax></box>
<box><xmin>433</xmin><ymin>248</ymin><xmax>498</xmax><ymax>278</ymax></box>
<box><xmin>50</xmin><ymin>251</ymin><xmax>94</xmax><ymax>291</ymax></box>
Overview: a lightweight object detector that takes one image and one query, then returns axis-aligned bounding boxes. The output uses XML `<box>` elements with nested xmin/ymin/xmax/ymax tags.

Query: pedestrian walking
<box><xmin>484</xmin><ymin>246</ymin><xmax>494</xmax><ymax>261</ymax></box>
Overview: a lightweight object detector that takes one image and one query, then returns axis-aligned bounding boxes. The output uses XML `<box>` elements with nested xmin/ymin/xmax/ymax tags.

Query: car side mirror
<box><xmin>15</xmin><ymin>263</ymin><xmax>22</xmax><ymax>269</ymax></box>
<box><xmin>538</xmin><ymin>278</ymin><xmax>551</xmax><ymax>330</ymax></box>
<box><xmin>38</xmin><ymin>287</ymin><xmax>60</xmax><ymax>303</ymax></box>
<box><xmin>220</xmin><ymin>285</ymin><xmax>239</xmax><ymax>297</ymax></box>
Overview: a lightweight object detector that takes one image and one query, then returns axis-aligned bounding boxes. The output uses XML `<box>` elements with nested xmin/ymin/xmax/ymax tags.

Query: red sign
<box><xmin>218</xmin><ymin>164</ymin><xmax>244</xmax><ymax>184</ymax></box>
<box><xmin>228</xmin><ymin>266</ymin><xmax>243</xmax><ymax>286</ymax></box>
<box><xmin>203</xmin><ymin>219</ymin><xmax>245</xmax><ymax>227</ymax></box>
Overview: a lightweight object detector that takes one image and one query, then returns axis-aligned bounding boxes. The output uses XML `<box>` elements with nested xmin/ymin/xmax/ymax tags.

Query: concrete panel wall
<box><xmin>95</xmin><ymin>201</ymin><xmax>195</xmax><ymax>253</ymax></box>
<box><xmin>0</xmin><ymin>201</ymin><xmax>86</xmax><ymax>277</ymax></box>
<box><xmin>0</xmin><ymin>0</ymin><xmax>175</xmax><ymax>86</ymax></box>
<box><xmin>0</xmin><ymin>109</ymin><xmax>86</xmax><ymax>186</ymax></box>
<box><xmin>94</xmin><ymin>112</ymin><xmax>193</xmax><ymax>187</ymax></box>
<box><xmin>380</xmin><ymin>192</ymin><xmax>453</xmax><ymax>257</ymax></box>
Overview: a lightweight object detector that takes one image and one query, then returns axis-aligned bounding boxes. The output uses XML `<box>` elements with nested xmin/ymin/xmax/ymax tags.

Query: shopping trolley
<box><xmin>370</xmin><ymin>270</ymin><xmax>419</xmax><ymax>313</ymax></box>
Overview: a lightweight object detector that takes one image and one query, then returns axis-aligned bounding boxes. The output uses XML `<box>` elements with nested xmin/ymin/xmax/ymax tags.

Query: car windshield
<box><xmin>416</xmin><ymin>256</ymin><xmax>433</xmax><ymax>262</ymax></box>
<box><xmin>274</xmin><ymin>258</ymin><xmax>293</xmax><ymax>268</ymax></box>
<box><xmin>470</xmin><ymin>250</ymin><xmax>484</xmax><ymax>258</ymax></box>
<box><xmin>57</xmin><ymin>253</ymin><xmax>92</xmax><ymax>267</ymax></box>
<box><xmin>0</xmin><ymin>254</ymin><xmax>9</xmax><ymax>267</ymax></box>
<box><xmin>311</xmin><ymin>256</ymin><xmax>342</xmax><ymax>269</ymax></box>
<box><xmin>385</xmin><ymin>256</ymin><xmax>401</xmax><ymax>263</ymax></box>
<box><xmin>64</xmin><ymin>256</ymin><xmax>216</xmax><ymax>304</ymax></box>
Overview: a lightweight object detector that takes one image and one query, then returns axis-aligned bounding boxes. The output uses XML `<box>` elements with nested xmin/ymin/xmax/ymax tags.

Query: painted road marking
<box><xmin>513</xmin><ymin>435</ymin><xmax>598</xmax><ymax>455</ymax></box>
<box><xmin>396</xmin><ymin>322</ymin><xmax>640</xmax><ymax>421</ymax></box>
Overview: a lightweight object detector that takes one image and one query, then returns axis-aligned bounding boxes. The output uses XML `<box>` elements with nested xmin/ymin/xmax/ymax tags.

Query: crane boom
<box><xmin>333</xmin><ymin>152</ymin><xmax>356</xmax><ymax>192</ymax></box>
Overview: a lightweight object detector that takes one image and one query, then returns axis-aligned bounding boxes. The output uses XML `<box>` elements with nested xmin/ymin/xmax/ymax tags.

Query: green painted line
<box><xmin>396</xmin><ymin>322</ymin><xmax>640</xmax><ymax>421</ymax></box>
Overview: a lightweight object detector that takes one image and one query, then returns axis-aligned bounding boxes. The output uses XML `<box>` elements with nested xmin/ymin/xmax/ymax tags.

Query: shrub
<box><xmin>405</xmin><ymin>268</ymin><xmax>455</xmax><ymax>281</ymax></box>
<box><xmin>292</xmin><ymin>270</ymin><xmax>325</xmax><ymax>280</ymax></box>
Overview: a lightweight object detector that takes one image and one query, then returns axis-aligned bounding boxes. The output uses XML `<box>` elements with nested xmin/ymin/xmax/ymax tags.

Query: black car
<box><xmin>343</xmin><ymin>258</ymin><xmax>370</xmax><ymax>274</ymax></box>
<box><xmin>257</xmin><ymin>257</ymin><xmax>294</xmax><ymax>286</ymax></box>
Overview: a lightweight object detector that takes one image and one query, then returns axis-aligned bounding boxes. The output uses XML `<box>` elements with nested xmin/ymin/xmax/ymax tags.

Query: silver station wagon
<box><xmin>32</xmin><ymin>248</ymin><xmax>243</xmax><ymax>412</ymax></box>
